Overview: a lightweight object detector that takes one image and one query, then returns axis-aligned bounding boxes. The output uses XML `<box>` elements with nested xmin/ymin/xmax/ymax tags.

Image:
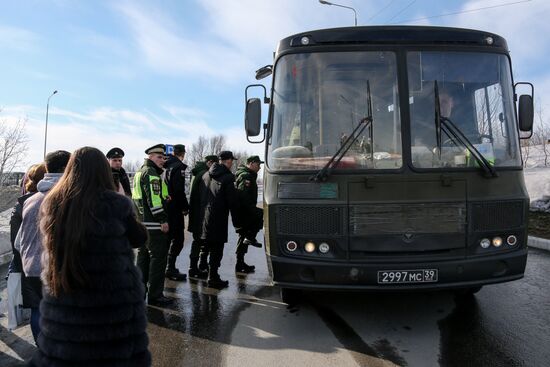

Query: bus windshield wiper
<box><xmin>311</xmin><ymin>81</ymin><xmax>374</xmax><ymax>182</ymax></box>
<box><xmin>434</xmin><ymin>81</ymin><xmax>497</xmax><ymax>178</ymax></box>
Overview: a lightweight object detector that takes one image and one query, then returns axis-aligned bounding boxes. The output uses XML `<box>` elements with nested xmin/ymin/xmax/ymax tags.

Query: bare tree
<box><xmin>0</xmin><ymin>116</ymin><xmax>28</xmax><ymax>185</ymax></box>
<box><xmin>187</xmin><ymin>135</ymin><xmax>227</xmax><ymax>167</ymax></box>
<box><xmin>124</xmin><ymin>159</ymin><xmax>143</xmax><ymax>173</ymax></box>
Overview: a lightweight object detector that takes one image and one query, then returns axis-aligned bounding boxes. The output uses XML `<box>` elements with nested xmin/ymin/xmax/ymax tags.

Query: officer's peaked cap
<box><xmin>145</xmin><ymin>144</ymin><xmax>166</xmax><ymax>155</ymax></box>
<box><xmin>106</xmin><ymin>147</ymin><xmax>125</xmax><ymax>159</ymax></box>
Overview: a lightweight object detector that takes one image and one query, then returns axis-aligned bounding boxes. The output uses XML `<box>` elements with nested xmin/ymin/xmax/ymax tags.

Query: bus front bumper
<box><xmin>269</xmin><ymin>249</ymin><xmax>528</xmax><ymax>291</ymax></box>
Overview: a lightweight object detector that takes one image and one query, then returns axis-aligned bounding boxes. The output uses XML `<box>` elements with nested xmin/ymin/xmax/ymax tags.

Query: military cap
<box><xmin>145</xmin><ymin>143</ymin><xmax>166</xmax><ymax>155</ymax></box>
<box><xmin>204</xmin><ymin>155</ymin><xmax>218</xmax><ymax>163</ymax></box>
<box><xmin>247</xmin><ymin>155</ymin><xmax>264</xmax><ymax>164</ymax></box>
<box><xmin>173</xmin><ymin>144</ymin><xmax>186</xmax><ymax>155</ymax></box>
<box><xmin>218</xmin><ymin>150</ymin><xmax>237</xmax><ymax>161</ymax></box>
<box><xmin>106</xmin><ymin>147</ymin><xmax>125</xmax><ymax>159</ymax></box>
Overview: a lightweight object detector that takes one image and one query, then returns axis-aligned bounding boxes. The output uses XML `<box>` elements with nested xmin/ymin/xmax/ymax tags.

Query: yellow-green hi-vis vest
<box><xmin>132</xmin><ymin>160</ymin><xmax>169</xmax><ymax>231</ymax></box>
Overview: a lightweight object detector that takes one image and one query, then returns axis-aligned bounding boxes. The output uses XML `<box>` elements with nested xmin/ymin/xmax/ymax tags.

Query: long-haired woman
<box><xmin>32</xmin><ymin>146</ymin><xmax>151</xmax><ymax>367</ymax></box>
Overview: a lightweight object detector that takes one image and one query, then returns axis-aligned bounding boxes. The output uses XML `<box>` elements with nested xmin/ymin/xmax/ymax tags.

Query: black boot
<box><xmin>243</xmin><ymin>237</ymin><xmax>262</xmax><ymax>248</ymax></box>
<box><xmin>188</xmin><ymin>257</ymin><xmax>208</xmax><ymax>279</ymax></box>
<box><xmin>235</xmin><ymin>254</ymin><xmax>255</xmax><ymax>274</ymax></box>
<box><xmin>207</xmin><ymin>268</ymin><xmax>229</xmax><ymax>289</ymax></box>
<box><xmin>198</xmin><ymin>252</ymin><xmax>209</xmax><ymax>272</ymax></box>
<box><xmin>148</xmin><ymin>296</ymin><xmax>174</xmax><ymax>306</ymax></box>
<box><xmin>165</xmin><ymin>256</ymin><xmax>187</xmax><ymax>281</ymax></box>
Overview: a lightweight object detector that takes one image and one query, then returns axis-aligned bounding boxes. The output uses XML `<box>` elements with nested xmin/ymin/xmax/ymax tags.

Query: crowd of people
<box><xmin>5</xmin><ymin>143</ymin><xmax>264</xmax><ymax>366</ymax></box>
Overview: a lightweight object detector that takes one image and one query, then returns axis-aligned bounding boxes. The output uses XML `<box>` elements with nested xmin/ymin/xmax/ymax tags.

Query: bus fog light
<box><xmin>304</xmin><ymin>241</ymin><xmax>316</xmax><ymax>253</ymax></box>
<box><xmin>492</xmin><ymin>237</ymin><xmax>503</xmax><ymax>247</ymax></box>
<box><xmin>480</xmin><ymin>238</ymin><xmax>491</xmax><ymax>249</ymax></box>
<box><xmin>286</xmin><ymin>241</ymin><xmax>298</xmax><ymax>252</ymax></box>
<box><xmin>319</xmin><ymin>242</ymin><xmax>330</xmax><ymax>253</ymax></box>
<box><xmin>507</xmin><ymin>235</ymin><xmax>517</xmax><ymax>246</ymax></box>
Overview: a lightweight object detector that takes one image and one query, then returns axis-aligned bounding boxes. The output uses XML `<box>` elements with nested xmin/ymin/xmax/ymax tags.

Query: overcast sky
<box><xmin>0</xmin><ymin>0</ymin><xmax>547</xmax><ymax>169</ymax></box>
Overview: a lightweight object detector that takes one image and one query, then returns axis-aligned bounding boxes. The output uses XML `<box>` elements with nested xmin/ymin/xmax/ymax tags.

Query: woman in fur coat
<box><xmin>31</xmin><ymin>146</ymin><xmax>151</xmax><ymax>367</ymax></box>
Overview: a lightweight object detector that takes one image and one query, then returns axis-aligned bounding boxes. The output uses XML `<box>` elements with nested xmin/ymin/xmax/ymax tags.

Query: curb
<box><xmin>528</xmin><ymin>236</ymin><xmax>550</xmax><ymax>252</ymax></box>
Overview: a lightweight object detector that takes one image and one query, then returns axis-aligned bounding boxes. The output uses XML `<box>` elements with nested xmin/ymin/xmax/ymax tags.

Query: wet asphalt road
<box><xmin>149</xmin><ymin>229</ymin><xmax>550</xmax><ymax>367</ymax></box>
<box><xmin>1</xmin><ymin>230</ymin><xmax>549</xmax><ymax>367</ymax></box>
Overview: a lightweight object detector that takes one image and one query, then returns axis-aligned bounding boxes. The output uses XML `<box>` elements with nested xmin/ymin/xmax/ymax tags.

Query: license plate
<box><xmin>377</xmin><ymin>269</ymin><xmax>438</xmax><ymax>284</ymax></box>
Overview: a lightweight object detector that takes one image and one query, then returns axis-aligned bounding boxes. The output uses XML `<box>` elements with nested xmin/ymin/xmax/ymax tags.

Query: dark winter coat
<box><xmin>235</xmin><ymin>164</ymin><xmax>258</xmax><ymax>212</ymax></box>
<box><xmin>31</xmin><ymin>191</ymin><xmax>151</xmax><ymax>367</ymax></box>
<box><xmin>111</xmin><ymin>167</ymin><xmax>132</xmax><ymax>196</ymax></box>
<box><xmin>187</xmin><ymin>161</ymin><xmax>208</xmax><ymax>235</ymax></box>
<box><xmin>164</xmin><ymin>155</ymin><xmax>190</xmax><ymax>213</ymax></box>
<box><xmin>200</xmin><ymin>163</ymin><xmax>242</xmax><ymax>243</ymax></box>
<box><xmin>9</xmin><ymin>192</ymin><xmax>35</xmax><ymax>273</ymax></box>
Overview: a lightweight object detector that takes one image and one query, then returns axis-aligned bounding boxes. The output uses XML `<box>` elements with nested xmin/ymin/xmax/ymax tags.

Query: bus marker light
<box><xmin>507</xmin><ymin>235</ymin><xmax>517</xmax><ymax>246</ymax></box>
<box><xmin>286</xmin><ymin>241</ymin><xmax>298</xmax><ymax>252</ymax></box>
<box><xmin>301</xmin><ymin>36</ymin><xmax>310</xmax><ymax>45</ymax></box>
<box><xmin>480</xmin><ymin>238</ymin><xmax>491</xmax><ymax>249</ymax></box>
<box><xmin>319</xmin><ymin>242</ymin><xmax>330</xmax><ymax>253</ymax></box>
<box><xmin>492</xmin><ymin>237</ymin><xmax>503</xmax><ymax>247</ymax></box>
<box><xmin>304</xmin><ymin>241</ymin><xmax>316</xmax><ymax>253</ymax></box>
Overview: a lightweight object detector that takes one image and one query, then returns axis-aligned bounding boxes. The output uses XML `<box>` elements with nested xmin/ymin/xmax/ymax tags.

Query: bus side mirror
<box><xmin>245</xmin><ymin>98</ymin><xmax>262</xmax><ymax>137</ymax></box>
<box><xmin>518</xmin><ymin>94</ymin><xmax>533</xmax><ymax>132</ymax></box>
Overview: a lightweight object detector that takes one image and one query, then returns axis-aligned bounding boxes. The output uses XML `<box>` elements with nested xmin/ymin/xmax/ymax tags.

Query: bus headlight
<box><xmin>507</xmin><ymin>235</ymin><xmax>517</xmax><ymax>246</ymax></box>
<box><xmin>319</xmin><ymin>242</ymin><xmax>330</xmax><ymax>253</ymax></box>
<box><xmin>286</xmin><ymin>241</ymin><xmax>298</xmax><ymax>252</ymax></box>
<box><xmin>480</xmin><ymin>238</ymin><xmax>491</xmax><ymax>249</ymax></box>
<box><xmin>492</xmin><ymin>237</ymin><xmax>503</xmax><ymax>247</ymax></box>
<box><xmin>304</xmin><ymin>241</ymin><xmax>316</xmax><ymax>253</ymax></box>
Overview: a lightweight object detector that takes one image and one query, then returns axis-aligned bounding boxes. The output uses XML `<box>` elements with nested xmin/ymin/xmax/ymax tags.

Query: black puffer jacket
<box><xmin>31</xmin><ymin>191</ymin><xmax>151</xmax><ymax>367</ymax></box>
<box><xmin>200</xmin><ymin>163</ymin><xmax>242</xmax><ymax>243</ymax></box>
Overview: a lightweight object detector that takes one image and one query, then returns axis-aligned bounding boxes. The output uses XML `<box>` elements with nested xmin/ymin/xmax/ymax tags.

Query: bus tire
<box><xmin>280</xmin><ymin>288</ymin><xmax>301</xmax><ymax>305</ymax></box>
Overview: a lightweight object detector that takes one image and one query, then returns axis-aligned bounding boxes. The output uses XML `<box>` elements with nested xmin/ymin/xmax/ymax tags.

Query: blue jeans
<box><xmin>30</xmin><ymin>307</ymin><xmax>40</xmax><ymax>344</ymax></box>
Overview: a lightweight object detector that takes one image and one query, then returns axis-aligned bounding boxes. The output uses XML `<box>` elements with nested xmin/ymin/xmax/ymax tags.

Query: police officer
<box><xmin>200</xmin><ymin>151</ymin><xmax>242</xmax><ymax>288</ymax></box>
<box><xmin>235</xmin><ymin>155</ymin><xmax>264</xmax><ymax>273</ymax></box>
<box><xmin>164</xmin><ymin>144</ymin><xmax>189</xmax><ymax>281</ymax></box>
<box><xmin>133</xmin><ymin>144</ymin><xmax>173</xmax><ymax>306</ymax></box>
<box><xmin>106</xmin><ymin>147</ymin><xmax>131</xmax><ymax>196</ymax></box>
<box><xmin>187</xmin><ymin>155</ymin><xmax>218</xmax><ymax>279</ymax></box>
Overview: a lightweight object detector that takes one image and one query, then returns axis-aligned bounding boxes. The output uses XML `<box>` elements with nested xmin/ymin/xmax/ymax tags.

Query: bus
<box><xmin>243</xmin><ymin>26</ymin><xmax>534</xmax><ymax>303</ymax></box>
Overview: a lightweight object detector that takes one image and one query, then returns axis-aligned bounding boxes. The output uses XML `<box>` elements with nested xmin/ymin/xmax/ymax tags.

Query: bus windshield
<box><xmin>268</xmin><ymin>51</ymin><xmax>402</xmax><ymax>171</ymax></box>
<box><xmin>408</xmin><ymin>51</ymin><xmax>521</xmax><ymax>168</ymax></box>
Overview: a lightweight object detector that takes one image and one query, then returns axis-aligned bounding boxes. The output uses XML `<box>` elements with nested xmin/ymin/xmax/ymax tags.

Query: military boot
<box><xmin>243</xmin><ymin>237</ymin><xmax>262</xmax><ymax>248</ymax></box>
<box><xmin>198</xmin><ymin>252</ymin><xmax>209</xmax><ymax>272</ymax></box>
<box><xmin>165</xmin><ymin>256</ymin><xmax>187</xmax><ymax>281</ymax></box>
<box><xmin>188</xmin><ymin>257</ymin><xmax>208</xmax><ymax>279</ymax></box>
<box><xmin>235</xmin><ymin>254</ymin><xmax>255</xmax><ymax>274</ymax></box>
<box><xmin>207</xmin><ymin>268</ymin><xmax>229</xmax><ymax>289</ymax></box>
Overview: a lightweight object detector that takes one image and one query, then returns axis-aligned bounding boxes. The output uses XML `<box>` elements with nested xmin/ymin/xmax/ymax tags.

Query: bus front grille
<box><xmin>277</xmin><ymin>206</ymin><xmax>344</xmax><ymax>235</ymax></box>
<box><xmin>349</xmin><ymin>203</ymin><xmax>466</xmax><ymax>235</ymax></box>
<box><xmin>470</xmin><ymin>200</ymin><xmax>525</xmax><ymax>232</ymax></box>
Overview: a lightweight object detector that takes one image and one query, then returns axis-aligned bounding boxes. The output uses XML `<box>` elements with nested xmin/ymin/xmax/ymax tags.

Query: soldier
<box><xmin>164</xmin><ymin>144</ymin><xmax>189</xmax><ymax>281</ymax></box>
<box><xmin>133</xmin><ymin>144</ymin><xmax>173</xmax><ymax>306</ymax></box>
<box><xmin>187</xmin><ymin>155</ymin><xmax>218</xmax><ymax>279</ymax></box>
<box><xmin>106</xmin><ymin>147</ymin><xmax>131</xmax><ymax>196</ymax></box>
<box><xmin>235</xmin><ymin>155</ymin><xmax>264</xmax><ymax>273</ymax></box>
<box><xmin>200</xmin><ymin>151</ymin><xmax>242</xmax><ymax>288</ymax></box>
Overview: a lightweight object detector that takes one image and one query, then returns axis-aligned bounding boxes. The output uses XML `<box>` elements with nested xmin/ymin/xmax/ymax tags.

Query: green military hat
<box><xmin>106</xmin><ymin>147</ymin><xmax>125</xmax><ymax>159</ymax></box>
<box><xmin>204</xmin><ymin>155</ymin><xmax>218</xmax><ymax>163</ymax></box>
<box><xmin>173</xmin><ymin>144</ymin><xmax>186</xmax><ymax>155</ymax></box>
<box><xmin>247</xmin><ymin>155</ymin><xmax>264</xmax><ymax>164</ymax></box>
<box><xmin>145</xmin><ymin>144</ymin><xmax>165</xmax><ymax>155</ymax></box>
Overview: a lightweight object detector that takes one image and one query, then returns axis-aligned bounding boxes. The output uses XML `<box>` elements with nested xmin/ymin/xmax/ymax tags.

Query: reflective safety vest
<box><xmin>132</xmin><ymin>160</ymin><xmax>169</xmax><ymax>230</ymax></box>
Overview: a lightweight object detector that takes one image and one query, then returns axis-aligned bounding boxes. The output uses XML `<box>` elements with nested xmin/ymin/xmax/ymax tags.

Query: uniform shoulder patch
<box><xmin>151</xmin><ymin>179</ymin><xmax>161</xmax><ymax>194</ymax></box>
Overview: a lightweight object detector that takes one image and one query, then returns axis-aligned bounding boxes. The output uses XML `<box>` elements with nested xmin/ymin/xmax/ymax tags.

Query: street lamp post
<box><xmin>319</xmin><ymin>0</ymin><xmax>358</xmax><ymax>26</ymax></box>
<box><xmin>44</xmin><ymin>90</ymin><xmax>58</xmax><ymax>159</ymax></box>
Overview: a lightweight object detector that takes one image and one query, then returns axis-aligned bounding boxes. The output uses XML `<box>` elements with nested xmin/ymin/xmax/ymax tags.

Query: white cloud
<box><xmin>0</xmin><ymin>25</ymin><xmax>39</xmax><ymax>53</ymax></box>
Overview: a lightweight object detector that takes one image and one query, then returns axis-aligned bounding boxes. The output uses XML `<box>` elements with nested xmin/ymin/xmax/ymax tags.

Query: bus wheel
<box><xmin>280</xmin><ymin>288</ymin><xmax>301</xmax><ymax>305</ymax></box>
<box><xmin>454</xmin><ymin>286</ymin><xmax>483</xmax><ymax>297</ymax></box>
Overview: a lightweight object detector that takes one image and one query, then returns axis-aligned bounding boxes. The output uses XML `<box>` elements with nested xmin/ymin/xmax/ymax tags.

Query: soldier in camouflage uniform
<box><xmin>133</xmin><ymin>144</ymin><xmax>173</xmax><ymax>306</ymax></box>
<box><xmin>234</xmin><ymin>155</ymin><xmax>264</xmax><ymax>273</ymax></box>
